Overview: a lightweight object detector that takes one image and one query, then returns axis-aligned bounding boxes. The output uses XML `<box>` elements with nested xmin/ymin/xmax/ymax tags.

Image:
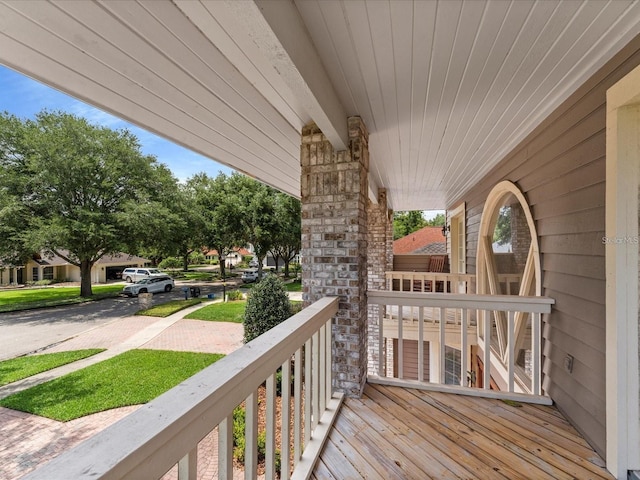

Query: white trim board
<box><xmin>605</xmin><ymin>63</ymin><xmax>640</xmax><ymax>480</ymax></box>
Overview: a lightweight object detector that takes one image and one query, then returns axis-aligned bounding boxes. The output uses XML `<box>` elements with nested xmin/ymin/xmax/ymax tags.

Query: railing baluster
<box><xmin>325</xmin><ymin>319</ymin><xmax>332</xmax><ymax>404</ymax></box>
<box><xmin>281</xmin><ymin>359</ymin><xmax>291</xmax><ymax>480</ymax></box>
<box><xmin>312</xmin><ymin>331</ymin><xmax>320</xmax><ymax>431</ymax></box>
<box><xmin>439</xmin><ymin>307</ymin><xmax>446</xmax><ymax>384</ymax></box>
<box><xmin>304</xmin><ymin>339</ymin><xmax>311</xmax><ymax>448</ymax></box>
<box><xmin>461</xmin><ymin>309</ymin><xmax>468</xmax><ymax>387</ymax></box>
<box><xmin>398</xmin><ymin>305</ymin><xmax>403</xmax><ymax>379</ymax></box>
<box><xmin>418</xmin><ymin>307</ymin><xmax>424</xmax><ymax>382</ymax></box>
<box><xmin>245</xmin><ymin>391</ymin><xmax>258</xmax><ymax>480</ymax></box>
<box><xmin>508</xmin><ymin>310</ymin><xmax>515</xmax><ymax>393</ymax></box>
<box><xmin>532</xmin><ymin>312</ymin><xmax>541</xmax><ymax>395</ymax></box>
<box><xmin>483</xmin><ymin>310</ymin><xmax>491</xmax><ymax>390</ymax></box>
<box><xmin>319</xmin><ymin>324</ymin><xmax>326</xmax><ymax>414</ymax></box>
<box><xmin>178</xmin><ymin>447</ymin><xmax>197</xmax><ymax>480</ymax></box>
<box><xmin>218</xmin><ymin>414</ymin><xmax>233</xmax><ymax>480</ymax></box>
<box><xmin>294</xmin><ymin>347</ymin><xmax>302</xmax><ymax>466</ymax></box>
<box><xmin>266</xmin><ymin>373</ymin><xmax>276</xmax><ymax>480</ymax></box>
<box><xmin>378</xmin><ymin>305</ymin><xmax>384</xmax><ymax>376</ymax></box>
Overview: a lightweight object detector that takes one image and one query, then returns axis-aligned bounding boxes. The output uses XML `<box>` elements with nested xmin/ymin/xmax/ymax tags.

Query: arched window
<box><xmin>476</xmin><ymin>181</ymin><xmax>541</xmax><ymax>380</ymax></box>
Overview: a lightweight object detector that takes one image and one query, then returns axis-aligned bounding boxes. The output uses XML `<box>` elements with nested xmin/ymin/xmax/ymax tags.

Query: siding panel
<box><xmin>448</xmin><ymin>33</ymin><xmax>640</xmax><ymax>457</ymax></box>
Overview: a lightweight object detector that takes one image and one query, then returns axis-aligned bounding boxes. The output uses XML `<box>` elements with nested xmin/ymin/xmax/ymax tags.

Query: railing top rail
<box><xmin>368</xmin><ymin>290</ymin><xmax>554</xmax><ymax>313</ymax></box>
<box><xmin>24</xmin><ymin>296</ymin><xmax>339</xmax><ymax>480</ymax></box>
<box><xmin>386</xmin><ymin>271</ymin><xmax>475</xmax><ymax>277</ymax></box>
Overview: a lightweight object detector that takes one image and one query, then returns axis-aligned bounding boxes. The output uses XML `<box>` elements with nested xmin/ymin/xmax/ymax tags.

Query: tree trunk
<box><xmin>183</xmin><ymin>254</ymin><xmax>189</xmax><ymax>271</ymax></box>
<box><xmin>79</xmin><ymin>259</ymin><xmax>94</xmax><ymax>297</ymax></box>
<box><xmin>284</xmin><ymin>260</ymin><xmax>290</xmax><ymax>278</ymax></box>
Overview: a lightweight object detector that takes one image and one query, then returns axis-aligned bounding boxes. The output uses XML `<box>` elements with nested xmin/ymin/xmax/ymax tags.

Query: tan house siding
<box><xmin>452</xmin><ymin>34</ymin><xmax>640</xmax><ymax>457</ymax></box>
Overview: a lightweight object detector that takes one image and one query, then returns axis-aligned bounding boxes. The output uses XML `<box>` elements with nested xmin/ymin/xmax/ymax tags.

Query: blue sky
<box><xmin>0</xmin><ymin>65</ymin><xmax>233</xmax><ymax>182</ymax></box>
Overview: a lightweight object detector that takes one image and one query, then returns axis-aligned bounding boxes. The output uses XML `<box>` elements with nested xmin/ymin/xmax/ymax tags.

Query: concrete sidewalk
<box><xmin>0</xmin><ymin>299</ymin><xmax>245</xmax><ymax>479</ymax></box>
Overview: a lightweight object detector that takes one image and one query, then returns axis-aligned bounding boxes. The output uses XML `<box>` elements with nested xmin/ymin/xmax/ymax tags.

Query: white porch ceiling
<box><xmin>1</xmin><ymin>0</ymin><xmax>639</xmax><ymax>210</ymax></box>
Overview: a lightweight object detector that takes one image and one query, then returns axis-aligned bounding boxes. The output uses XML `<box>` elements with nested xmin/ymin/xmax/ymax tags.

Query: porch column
<box><xmin>367</xmin><ymin>188</ymin><xmax>392</xmax><ymax>375</ymax></box>
<box><xmin>301</xmin><ymin>117</ymin><xmax>369</xmax><ymax>397</ymax></box>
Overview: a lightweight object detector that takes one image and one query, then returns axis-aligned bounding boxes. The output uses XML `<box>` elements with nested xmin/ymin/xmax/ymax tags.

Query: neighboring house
<box><xmin>5</xmin><ymin>3</ymin><xmax>640</xmax><ymax>479</ymax></box>
<box><xmin>0</xmin><ymin>252</ymin><xmax>150</xmax><ymax>286</ymax></box>
<box><xmin>393</xmin><ymin>226</ymin><xmax>446</xmax><ymax>255</ymax></box>
<box><xmin>203</xmin><ymin>247</ymin><xmax>252</xmax><ymax>267</ymax></box>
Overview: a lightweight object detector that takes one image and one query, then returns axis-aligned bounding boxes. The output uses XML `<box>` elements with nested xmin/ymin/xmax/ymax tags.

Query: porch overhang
<box><xmin>1</xmin><ymin>0</ymin><xmax>639</xmax><ymax>210</ymax></box>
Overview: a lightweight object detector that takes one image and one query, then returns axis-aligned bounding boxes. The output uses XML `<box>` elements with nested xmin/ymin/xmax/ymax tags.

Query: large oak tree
<box><xmin>0</xmin><ymin>111</ymin><xmax>179</xmax><ymax>296</ymax></box>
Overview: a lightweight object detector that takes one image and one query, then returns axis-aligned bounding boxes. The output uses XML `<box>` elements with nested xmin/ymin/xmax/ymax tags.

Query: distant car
<box><xmin>241</xmin><ymin>269</ymin><xmax>268</xmax><ymax>283</ymax></box>
<box><xmin>122</xmin><ymin>275</ymin><xmax>175</xmax><ymax>297</ymax></box>
<box><xmin>249</xmin><ymin>258</ymin><xmax>259</xmax><ymax>268</ymax></box>
<box><xmin>121</xmin><ymin>267</ymin><xmax>164</xmax><ymax>283</ymax></box>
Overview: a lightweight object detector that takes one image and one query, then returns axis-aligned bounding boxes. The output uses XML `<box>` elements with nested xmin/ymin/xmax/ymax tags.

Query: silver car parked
<box><xmin>122</xmin><ymin>275</ymin><xmax>175</xmax><ymax>297</ymax></box>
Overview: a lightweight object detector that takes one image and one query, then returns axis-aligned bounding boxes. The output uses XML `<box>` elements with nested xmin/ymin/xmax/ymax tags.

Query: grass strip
<box><xmin>136</xmin><ymin>298</ymin><xmax>206</xmax><ymax>317</ymax></box>
<box><xmin>0</xmin><ymin>349</ymin><xmax>105</xmax><ymax>387</ymax></box>
<box><xmin>184</xmin><ymin>300</ymin><xmax>246</xmax><ymax>323</ymax></box>
<box><xmin>0</xmin><ymin>349</ymin><xmax>223</xmax><ymax>421</ymax></box>
<box><xmin>0</xmin><ymin>285</ymin><xmax>124</xmax><ymax>313</ymax></box>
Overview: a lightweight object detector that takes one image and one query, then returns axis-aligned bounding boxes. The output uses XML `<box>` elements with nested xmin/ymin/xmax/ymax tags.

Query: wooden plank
<box><xmin>312</xmin><ymin>445</ymin><xmax>348</xmax><ymax>480</ymax></box>
<box><xmin>332</xmin><ymin>402</ymin><xmax>432</xmax><ymax>479</ymax></box>
<box><xmin>443</xmin><ymin>393</ymin><xmax>612</xmax><ymax>479</ymax></box>
<box><xmin>324</xmin><ymin>427</ymin><xmax>386</xmax><ymax>479</ymax></box>
<box><xmin>369</xmin><ymin>385</ymin><xmax>529</xmax><ymax>479</ymax></box>
<box><xmin>362</xmin><ymin>385</ymin><xmax>497</xmax><ymax>479</ymax></box>
<box><xmin>385</xmin><ymin>385</ymin><xmax>553</xmax><ymax>479</ymax></box>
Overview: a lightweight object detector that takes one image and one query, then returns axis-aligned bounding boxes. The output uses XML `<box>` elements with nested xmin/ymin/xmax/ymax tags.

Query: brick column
<box><xmin>300</xmin><ymin>117</ymin><xmax>369</xmax><ymax>397</ymax></box>
<box><xmin>367</xmin><ymin>189</ymin><xmax>392</xmax><ymax>375</ymax></box>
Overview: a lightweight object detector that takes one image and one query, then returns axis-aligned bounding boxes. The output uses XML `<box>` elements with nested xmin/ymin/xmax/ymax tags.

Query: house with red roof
<box><xmin>393</xmin><ymin>226</ymin><xmax>446</xmax><ymax>255</ymax></box>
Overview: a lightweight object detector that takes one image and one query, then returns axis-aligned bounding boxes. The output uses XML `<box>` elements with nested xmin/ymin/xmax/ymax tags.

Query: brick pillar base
<box><xmin>300</xmin><ymin>117</ymin><xmax>369</xmax><ymax>397</ymax></box>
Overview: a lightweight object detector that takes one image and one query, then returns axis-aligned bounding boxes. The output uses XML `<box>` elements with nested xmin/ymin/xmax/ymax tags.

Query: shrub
<box><xmin>158</xmin><ymin>257</ymin><xmax>182</xmax><ymax>269</ymax></box>
<box><xmin>189</xmin><ymin>251</ymin><xmax>206</xmax><ymax>265</ymax></box>
<box><xmin>226</xmin><ymin>290</ymin><xmax>244</xmax><ymax>301</ymax></box>
<box><xmin>243</xmin><ymin>275</ymin><xmax>291</xmax><ymax>343</ymax></box>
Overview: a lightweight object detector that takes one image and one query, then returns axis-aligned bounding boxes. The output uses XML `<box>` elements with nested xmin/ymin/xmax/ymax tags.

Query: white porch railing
<box><xmin>24</xmin><ymin>297</ymin><xmax>341</xmax><ymax>480</ymax></box>
<box><xmin>386</xmin><ymin>271</ymin><xmax>475</xmax><ymax>293</ymax></box>
<box><xmin>368</xmin><ymin>290</ymin><xmax>554</xmax><ymax>405</ymax></box>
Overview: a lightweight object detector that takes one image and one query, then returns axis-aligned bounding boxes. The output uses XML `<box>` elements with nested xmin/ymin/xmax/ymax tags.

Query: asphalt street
<box><xmin>0</xmin><ymin>281</ymin><xmax>226</xmax><ymax>361</ymax></box>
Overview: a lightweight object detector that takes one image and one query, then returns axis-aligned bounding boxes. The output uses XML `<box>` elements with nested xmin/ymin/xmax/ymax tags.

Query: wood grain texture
<box><xmin>312</xmin><ymin>384</ymin><xmax>612</xmax><ymax>480</ymax></box>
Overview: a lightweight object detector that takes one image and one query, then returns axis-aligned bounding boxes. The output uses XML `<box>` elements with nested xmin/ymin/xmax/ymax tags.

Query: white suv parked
<box><xmin>122</xmin><ymin>275</ymin><xmax>175</xmax><ymax>297</ymax></box>
<box><xmin>121</xmin><ymin>267</ymin><xmax>163</xmax><ymax>283</ymax></box>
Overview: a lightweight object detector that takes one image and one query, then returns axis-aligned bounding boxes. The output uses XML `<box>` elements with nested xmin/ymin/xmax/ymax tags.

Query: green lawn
<box><xmin>285</xmin><ymin>280</ymin><xmax>302</xmax><ymax>292</ymax></box>
<box><xmin>185</xmin><ymin>300</ymin><xmax>246</xmax><ymax>323</ymax></box>
<box><xmin>240</xmin><ymin>278</ymin><xmax>301</xmax><ymax>291</ymax></box>
<box><xmin>169</xmin><ymin>270</ymin><xmax>218</xmax><ymax>281</ymax></box>
<box><xmin>0</xmin><ymin>349</ymin><xmax>105</xmax><ymax>387</ymax></box>
<box><xmin>0</xmin><ymin>284</ymin><xmax>124</xmax><ymax>312</ymax></box>
<box><xmin>0</xmin><ymin>349</ymin><xmax>224</xmax><ymax>421</ymax></box>
<box><xmin>136</xmin><ymin>298</ymin><xmax>206</xmax><ymax>317</ymax></box>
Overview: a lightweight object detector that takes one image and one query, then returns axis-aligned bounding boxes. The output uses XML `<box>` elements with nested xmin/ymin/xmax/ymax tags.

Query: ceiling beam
<box><xmin>222</xmin><ymin>0</ymin><xmax>349</xmax><ymax>151</ymax></box>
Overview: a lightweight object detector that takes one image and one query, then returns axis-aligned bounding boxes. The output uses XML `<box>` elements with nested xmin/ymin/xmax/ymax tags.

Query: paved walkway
<box><xmin>0</xmin><ymin>299</ymin><xmax>246</xmax><ymax>479</ymax></box>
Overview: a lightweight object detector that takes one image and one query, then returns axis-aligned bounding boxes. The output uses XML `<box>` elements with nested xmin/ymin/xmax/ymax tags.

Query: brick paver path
<box><xmin>0</xmin><ymin>301</ymin><xmax>246</xmax><ymax>479</ymax></box>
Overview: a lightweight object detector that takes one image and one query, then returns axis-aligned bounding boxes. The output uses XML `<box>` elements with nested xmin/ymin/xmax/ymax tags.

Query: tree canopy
<box><xmin>0</xmin><ymin>111</ymin><xmax>180</xmax><ymax>296</ymax></box>
<box><xmin>393</xmin><ymin>211</ymin><xmax>427</xmax><ymax>239</ymax></box>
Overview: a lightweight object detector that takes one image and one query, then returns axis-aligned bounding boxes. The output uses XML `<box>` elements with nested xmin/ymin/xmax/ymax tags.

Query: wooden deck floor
<box><xmin>312</xmin><ymin>383</ymin><xmax>612</xmax><ymax>479</ymax></box>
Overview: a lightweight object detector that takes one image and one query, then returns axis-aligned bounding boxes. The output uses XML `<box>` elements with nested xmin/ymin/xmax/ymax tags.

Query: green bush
<box><xmin>243</xmin><ymin>275</ymin><xmax>291</xmax><ymax>343</ymax></box>
<box><xmin>189</xmin><ymin>251</ymin><xmax>206</xmax><ymax>265</ymax></box>
<box><xmin>232</xmin><ymin>404</ymin><xmax>281</xmax><ymax>473</ymax></box>
<box><xmin>226</xmin><ymin>290</ymin><xmax>244</xmax><ymax>301</ymax></box>
<box><xmin>158</xmin><ymin>257</ymin><xmax>182</xmax><ymax>269</ymax></box>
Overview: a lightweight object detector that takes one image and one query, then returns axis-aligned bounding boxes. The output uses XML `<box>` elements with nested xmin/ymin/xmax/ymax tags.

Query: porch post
<box><xmin>367</xmin><ymin>189</ymin><xmax>392</xmax><ymax>375</ymax></box>
<box><xmin>300</xmin><ymin>117</ymin><xmax>369</xmax><ymax>397</ymax></box>
<box><xmin>606</xmin><ymin>65</ymin><xmax>640</xmax><ymax>479</ymax></box>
